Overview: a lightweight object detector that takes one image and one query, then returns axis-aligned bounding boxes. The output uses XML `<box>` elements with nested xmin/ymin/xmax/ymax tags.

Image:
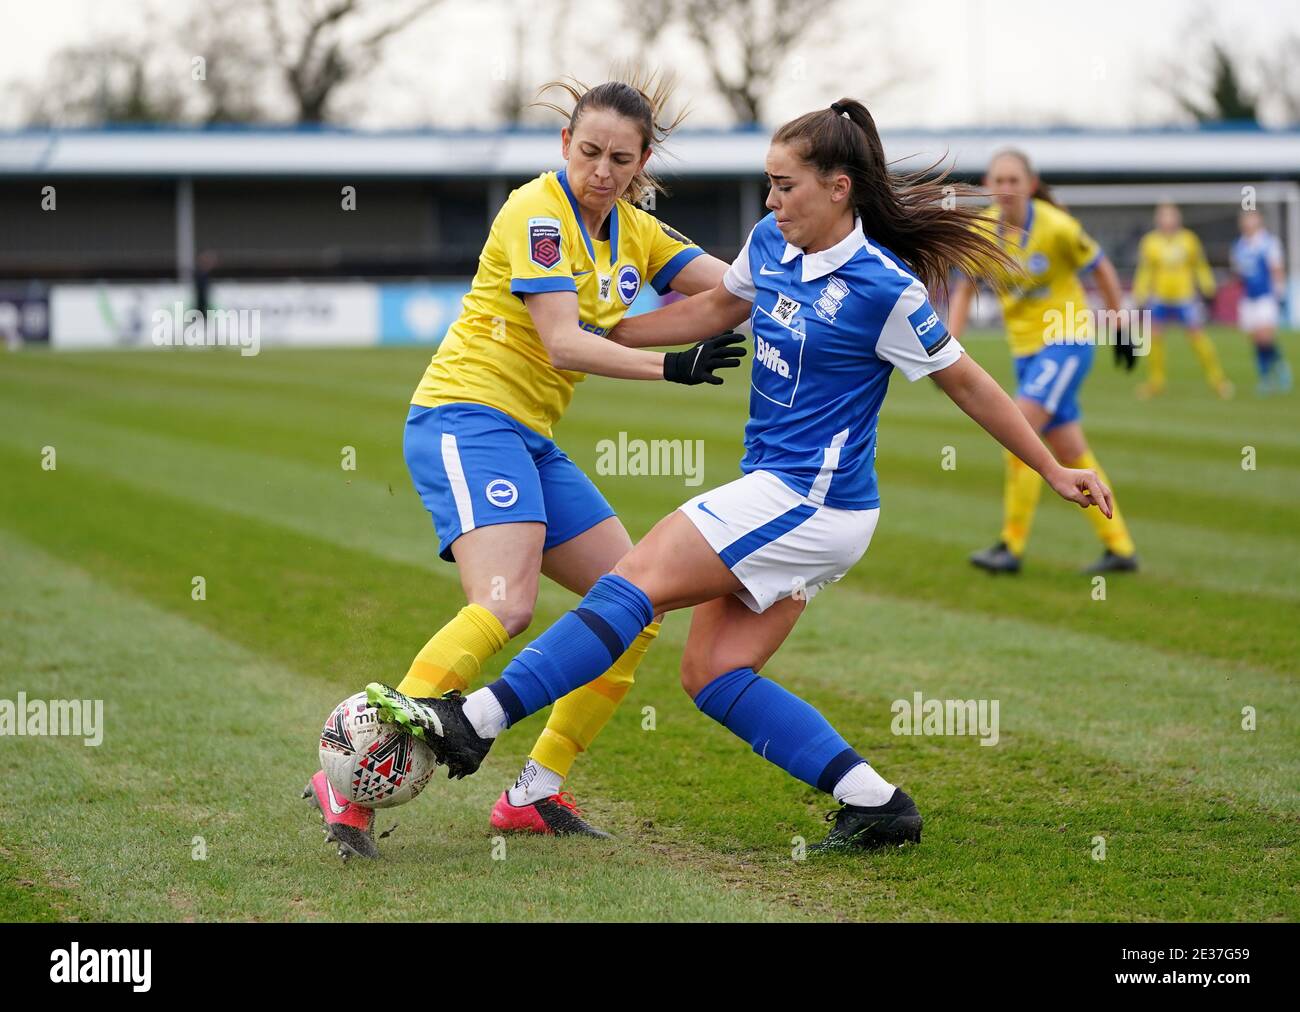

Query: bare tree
<box><xmin>491</xmin><ymin>0</ymin><xmax>575</xmax><ymax>126</ymax></box>
<box><xmin>675</xmin><ymin>0</ymin><xmax>830</xmax><ymax>124</ymax></box>
<box><xmin>259</xmin><ymin>0</ymin><xmax>443</xmax><ymax>122</ymax></box>
<box><xmin>13</xmin><ymin>38</ymin><xmax>188</xmax><ymax>126</ymax></box>
<box><xmin>178</xmin><ymin>1</ymin><xmax>276</xmax><ymax>124</ymax></box>
<box><xmin>10</xmin><ymin>0</ymin><xmax>442</xmax><ymax>127</ymax></box>
<box><xmin>624</xmin><ymin>0</ymin><xmax>676</xmax><ymax>66</ymax></box>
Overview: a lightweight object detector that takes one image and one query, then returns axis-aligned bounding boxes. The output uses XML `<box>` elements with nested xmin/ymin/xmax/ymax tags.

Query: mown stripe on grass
<box><xmin>867</xmin><ymin>478</ymin><xmax>1300</xmax><ymax>602</ymax></box>
<box><xmin>835</xmin><ymin>513</ymin><xmax>1299</xmax><ymax>676</ymax></box>
<box><xmin>0</xmin><ymin>528</ymin><xmax>799</xmax><ymax>922</ymax></box>
<box><xmin>4</xmin><ymin>369</ymin><xmax>1294</xmax><ymax>618</ymax></box>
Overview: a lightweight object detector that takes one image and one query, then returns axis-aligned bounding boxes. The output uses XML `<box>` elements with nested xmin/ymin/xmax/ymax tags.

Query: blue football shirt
<box><xmin>1231</xmin><ymin>231</ymin><xmax>1283</xmax><ymax>299</ymax></box>
<box><xmin>722</xmin><ymin>213</ymin><xmax>964</xmax><ymax>510</ymax></box>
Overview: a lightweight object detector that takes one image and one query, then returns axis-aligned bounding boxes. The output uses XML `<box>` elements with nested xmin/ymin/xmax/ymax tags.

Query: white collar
<box><xmin>779</xmin><ymin>216</ymin><xmax>868</xmax><ymax>282</ymax></box>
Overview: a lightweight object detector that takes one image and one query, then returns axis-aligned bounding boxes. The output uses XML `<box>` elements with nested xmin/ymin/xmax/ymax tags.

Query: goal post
<box><xmin>1051</xmin><ymin>180</ymin><xmax>1300</xmax><ymax>328</ymax></box>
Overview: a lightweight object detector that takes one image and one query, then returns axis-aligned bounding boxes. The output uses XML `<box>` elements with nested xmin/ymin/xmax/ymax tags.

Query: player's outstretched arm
<box><xmin>1092</xmin><ymin>256</ymin><xmax>1138</xmax><ymax>371</ymax></box>
<box><xmin>1092</xmin><ymin>255</ymin><xmax>1125</xmax><ymax>315</ymax></box>
<box><xmin>929</xmin><ymin>353</ymin><xmax>1114</xmax><ymax>518</ymax></box>
<box><xmin>526</xmin><ymin>289</ymin><xmax>744</xmax><ymax>384</ymax></box>
<box><xmin>610</xmin><ymin>282</ymin><xmax>752</xmax><ymax>349</ymax></box>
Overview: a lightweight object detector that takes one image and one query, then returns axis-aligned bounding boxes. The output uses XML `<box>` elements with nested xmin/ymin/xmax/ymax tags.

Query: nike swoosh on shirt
<box><xmin>572</xmin><ymin>270</ymin><xmax>594</xmax><ymax>276</ymax></box>
<box><xmin>759</xmin><ymin>264</ymin><xmax>783</xmax><ymax>276</ymax></box>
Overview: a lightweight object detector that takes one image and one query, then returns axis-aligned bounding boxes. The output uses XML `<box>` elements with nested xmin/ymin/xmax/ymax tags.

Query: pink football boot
<box><xmin>489</xmin><ymin>790</ymin><xmax>611</xmax><ymax>838</ymax></box>
<box><xmin>303</xmin><ymin>769</ymin><xmax>393</xmax><ymax>861</ymax></box>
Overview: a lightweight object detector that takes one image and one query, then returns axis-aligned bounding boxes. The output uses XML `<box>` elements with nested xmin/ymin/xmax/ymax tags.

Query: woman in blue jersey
<box><xmin>367</xmin><ymin>99</ymin><xmax>1113</xmax><ymax>851</ymax></box>
<box><xmin>1232</xmin><ymin>210</ymin><xmax>1291</xmax><ymax>394</ymax></box>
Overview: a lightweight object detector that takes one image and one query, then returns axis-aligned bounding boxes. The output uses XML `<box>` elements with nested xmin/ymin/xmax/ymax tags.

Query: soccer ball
<box><xmin>318</xmin><ymin>691</ymin><xmax>437</xmax><ymax>808</ymax></box>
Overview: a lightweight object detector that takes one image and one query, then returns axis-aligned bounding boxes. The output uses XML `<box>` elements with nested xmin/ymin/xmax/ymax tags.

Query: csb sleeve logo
<box><xmin>908</xmin><ymin>302</ymin><xmax>951</xmax><ymax>356</ymax></box>
<box><xmin>528</xmin><ymin>217</ymin><xmax>563</xmax><ymax>270</ymax></box>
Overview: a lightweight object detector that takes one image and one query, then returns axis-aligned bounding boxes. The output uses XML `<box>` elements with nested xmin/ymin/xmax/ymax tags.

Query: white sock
<box><xmin>833</xmin><ymin>762</ymin><xmax>895</xmax><ymax>808</ymax></box>
<box><xmin>508</xmin><ymin>759</ymin><xmax>564</xmax><ymax>806</ymax></box>
<box><xmin>462</xmin><ymin>688</ymin><xmax>508</xmax><ymax>739</ymax></box>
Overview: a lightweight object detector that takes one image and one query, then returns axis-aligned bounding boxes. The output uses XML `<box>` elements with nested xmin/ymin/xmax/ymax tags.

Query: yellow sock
<box><xmin>1189</xmin><ymin>333</ymin><xmax>1226</xmax><ymax>389</ymax></box>
<box><xmin>1070</xmin><ymin>452</ymin><xmax>1136</xmax><ymax>557</ymax></box>
<box><xmin>529</xmin><ymin>621</ymin><xmax>661</xmax><ymax>778</ymax></box>
<box><xmin>396</xmin><ymin>604</ymin><xmax>509</xmax><ymax>698</ymax></box>
<box><xmin>1000</xmin><ymin>451</ymin><xmax>1043</xmax><ymax>556</ymax></box>
<box><xmin>1148</xmin><ymin>337</ymin><xmax>1167</xmax><ymax>387</ymax></box>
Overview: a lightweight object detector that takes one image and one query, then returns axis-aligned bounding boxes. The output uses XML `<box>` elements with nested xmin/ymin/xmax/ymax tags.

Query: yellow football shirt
<box><xmin>412</xmin><ymin>170</ymin><xmax>702</xmax><ymax>438</ymax></box>
<box><xmin>1132</xmin><ymin>228</ymin><xmax>1215</xmax><ymax>305</ymax></box>
<box><xmin>978</xmin><ymin>198</ymin><xmax>1103</xmax><ymax>358</ymax></box>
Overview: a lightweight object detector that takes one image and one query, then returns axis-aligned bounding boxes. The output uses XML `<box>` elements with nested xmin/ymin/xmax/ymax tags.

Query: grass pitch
<box><xmin>1</xmin><ymin>327</ymin><xmax>1296</xmax><ymax>921</ymax></box>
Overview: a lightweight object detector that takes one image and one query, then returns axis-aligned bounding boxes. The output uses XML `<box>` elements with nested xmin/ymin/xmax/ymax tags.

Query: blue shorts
<box><xmin>1150</xmin><ymin>301</ymin><xmax>1203</xmax><ymax>327</ymax></box>
<box><xmin>404</xmin><ymin>403</ymin><xmax>616</xmax><ymax>562</ymax></box>
<box><xmin>1014</xmin><ymin>343</ymin><xmax>1094</xmax><ymax>432</ymax></box>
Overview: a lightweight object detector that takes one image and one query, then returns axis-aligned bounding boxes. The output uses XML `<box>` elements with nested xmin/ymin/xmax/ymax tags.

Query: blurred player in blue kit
<box><xmin>1231</xmin><ymin>210</ymin><xmax>1291</xmax><ymax>395</ymax></box>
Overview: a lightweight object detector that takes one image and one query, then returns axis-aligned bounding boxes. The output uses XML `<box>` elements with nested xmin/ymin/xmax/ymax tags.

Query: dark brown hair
<box><xmin>773</xmin><ymin>98</ymin><xmax>1018</xmax><ymax>294</ymax></box>
<box><xmin>534</xmin><ymin>69</ymin><xmax>687</xmax><ymax>203</ymax></box>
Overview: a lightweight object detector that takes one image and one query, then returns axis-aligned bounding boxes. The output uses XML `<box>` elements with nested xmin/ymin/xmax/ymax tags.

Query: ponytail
<box><xmin>774</xmin><ymin>98</ymin><xmax>1017</xmax><ymax>297</ymax></box>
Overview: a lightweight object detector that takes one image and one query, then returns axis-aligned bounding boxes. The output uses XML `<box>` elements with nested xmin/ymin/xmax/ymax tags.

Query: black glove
<box><xmin>663</xmin><ymin>331</ymin><xmax>746</xmax><ymax>385</ymax></box>
<box><xmin>1113</xmin><ymin>316</ymin><xmax>1137</xmax><ymax>371</ymax></box>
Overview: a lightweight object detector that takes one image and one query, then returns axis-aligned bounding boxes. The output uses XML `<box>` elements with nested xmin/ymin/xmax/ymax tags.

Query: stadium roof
<box><xmin>3</xmin><ymin>124</ymin><xmax>1299</xmax><ymax>179</ymax></box>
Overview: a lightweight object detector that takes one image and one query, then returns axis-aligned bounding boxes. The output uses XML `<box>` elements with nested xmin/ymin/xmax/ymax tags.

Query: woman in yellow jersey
<box><xmin>948</xmin><ymin>149</ymin><xmax>1139</xmax><ymax>575</ymax></box>
<box><xmin>305</xmin><ymin>76</ymin><xmax>741</xmax><ymax>858</ymax></box>
<box><xmin>1133</xmin><ymin>202</ymin><xmax>1232</xmax><ymax>399</ymax></box>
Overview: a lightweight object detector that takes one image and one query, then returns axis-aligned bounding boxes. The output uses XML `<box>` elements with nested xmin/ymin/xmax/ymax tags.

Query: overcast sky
<box><xmin>2</xmin><ymin>0</ymin><xmax>1297</xmax><ymax>130</ymax></box>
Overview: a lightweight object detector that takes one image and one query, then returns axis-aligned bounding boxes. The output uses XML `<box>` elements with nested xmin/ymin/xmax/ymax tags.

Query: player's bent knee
<box><xmin>679</xmin><ymin>652</ymin><xmax>721</xmax><ymax>699</ymax></box>
<box><xmin>474</xmin><ymin>599</ymin><xmax>534</xmax><ymax>638</ymax></box>
<box><xmin>610</xmin><ymin>550</ymin><xmax>658</xmax><ymax>597</ymax></box>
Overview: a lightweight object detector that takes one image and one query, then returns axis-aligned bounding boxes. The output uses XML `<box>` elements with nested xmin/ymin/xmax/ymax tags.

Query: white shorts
<box><xmin>679</xmin><ymin>469</ymin><xmax>879</xmax><ymax>613</ymax></box>
<box><xmin>1239</xmin><ymin>295</ymin><xmax>1280</xmax><ymax>332</ymax></box>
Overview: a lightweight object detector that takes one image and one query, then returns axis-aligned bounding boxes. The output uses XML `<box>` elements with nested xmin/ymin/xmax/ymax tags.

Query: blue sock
<box><xmin>694</xmin><ymin>667</ymin><xmax>863</xmax><ymax>793</ymax></box>
<box><xmin>486</xmin><ymin>574</ymin><xmax>653</xmax><ymax>727</ymax></box>
<box><xmin>1256</xmin><ymin>343</ymin><xmax>1277</xmax><ymax>377</ymax></box>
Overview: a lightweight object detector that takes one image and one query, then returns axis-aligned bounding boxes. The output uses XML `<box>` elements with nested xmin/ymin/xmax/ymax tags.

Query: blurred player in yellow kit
<box><xmin>305</xmin><ymin>74</ymin><xmax>743</xmax><ymax>859</ymax></box>
<box><xmin>1133</xmin><ymin>202</ymin><xmax>1233</xmax><ymax>399</ymax></box>
<box><xmin>948</xmin><ymin>149</ymin><xmax>1139</xmax><ymax>575</ymax></box>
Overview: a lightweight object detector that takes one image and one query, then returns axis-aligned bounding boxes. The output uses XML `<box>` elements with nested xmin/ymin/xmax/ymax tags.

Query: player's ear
<box><xmin>561</xmin><ymin>127</ymin><xmax>572</xmax><ymax>161</ymax></box>
<box><xmin>637</xmin><ymin>146</ymin><xmax>653</xmax><ymax>173</ymax></box>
